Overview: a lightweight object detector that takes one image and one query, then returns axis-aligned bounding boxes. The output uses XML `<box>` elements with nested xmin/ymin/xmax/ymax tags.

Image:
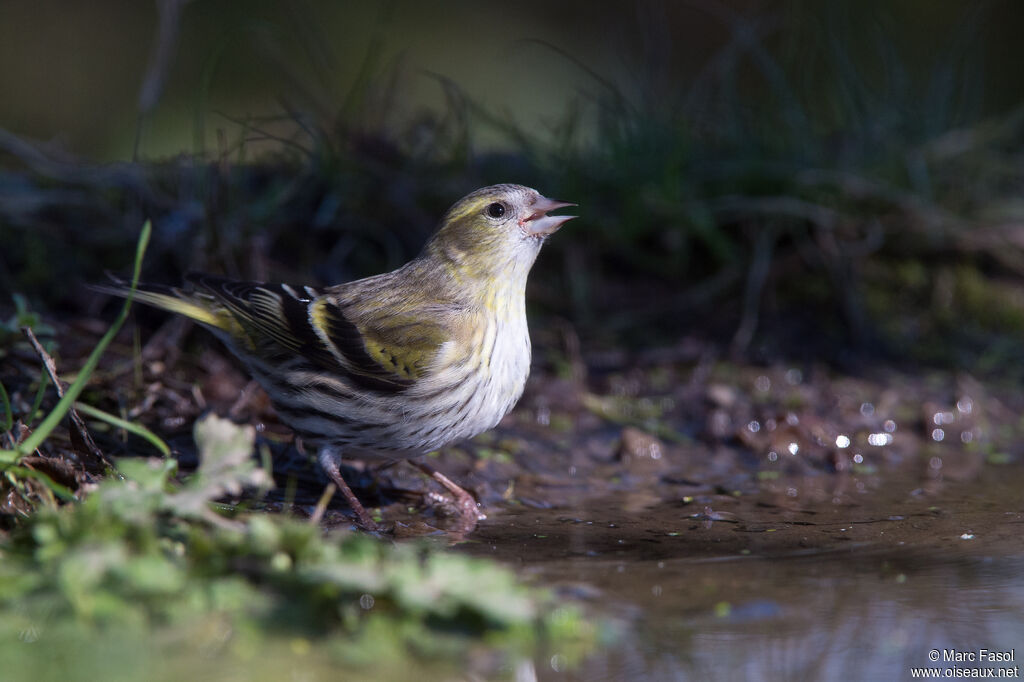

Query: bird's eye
<box><xmin>485</xmin><ymin>202</ymin><xmax>506</xmax><ymax>219</ymax></box>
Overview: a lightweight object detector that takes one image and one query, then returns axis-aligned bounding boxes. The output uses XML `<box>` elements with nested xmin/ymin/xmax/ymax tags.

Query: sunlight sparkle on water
<box><xmin>932</xmin><ymin>428</ymin><xmax>945</xmax><ymax>442</ymax></box>
<box><xmin>957</xmin><ymin>396</ymin><xmax>974</xmax><ymax>414</ymax></box>
<box><xmin>787</xmin><ymin>442</ymin><xmax>800</xmax><ymax>455</ymax></box>
<box><xmin>860</xmin><ymin>402</ymin><xmax>874</xmax><ymax>416</ymax></box>
<box><xmin>755</xmin><ymin>375</ymin><xmax>771</xmax><ymax>392</ymax></box>
<box><xmin>867</xmin><ymin>433</ymin><xmax>892</xmax><ymax>447</ymax></box>
<box><xmin>835</xmin><ymin>435</ymin><xmax>851</xmax><ymax>448</ymax></box>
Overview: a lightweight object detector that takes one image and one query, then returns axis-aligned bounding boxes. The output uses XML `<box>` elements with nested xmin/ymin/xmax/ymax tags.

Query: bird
<box><xmin>100</xmin><ymin>184</ymin><xmax>576</xmax><ymax>531</ymax></box>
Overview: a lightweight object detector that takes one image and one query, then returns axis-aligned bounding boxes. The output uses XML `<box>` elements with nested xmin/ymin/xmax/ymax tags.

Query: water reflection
<box><xmin>459</xmin><ymin>469</ymin><xmax>1024</xmax><ymax>681</ymax></box>
<box><xmin>541</xmin><ymin>551</ymin><xmax>1024</xmax><ymax>681</ymax></box>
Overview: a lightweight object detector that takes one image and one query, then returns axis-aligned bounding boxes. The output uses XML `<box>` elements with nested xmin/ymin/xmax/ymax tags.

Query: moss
<box><xmin>0</xmin><ymin>416</ymin><xmax>597</xmax><ymax>679</ymax></box>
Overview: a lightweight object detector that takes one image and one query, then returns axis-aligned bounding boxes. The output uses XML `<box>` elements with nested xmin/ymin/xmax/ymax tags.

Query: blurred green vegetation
<box><xmin>0</xmin><ymin>413</ymin><xmax>594</xmax><ymax>680</ymax></box>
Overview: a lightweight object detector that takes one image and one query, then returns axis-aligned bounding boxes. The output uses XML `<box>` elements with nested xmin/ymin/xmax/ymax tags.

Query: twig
<box><xmin>21</xmin><ymin>327</ymin><xmax>112</xmax><ymax>470</ymax></box>
<box><xmin>309</xmin><ymin>483</ymin><xmax>336</xmax><ymax>525</ymax></box>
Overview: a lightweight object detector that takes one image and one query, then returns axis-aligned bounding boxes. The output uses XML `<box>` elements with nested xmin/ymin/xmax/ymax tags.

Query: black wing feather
<box><xmin>185</xmin><ymin>273</ymin><xmax>412</xmax><ymax>394</ymax></box>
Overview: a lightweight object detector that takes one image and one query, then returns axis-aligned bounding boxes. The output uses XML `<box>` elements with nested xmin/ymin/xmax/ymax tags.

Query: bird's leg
<box><xmin>409</xmin><ymin>460</ymin><xmax>486</xmax><ymax>526</ymax></box>
<box><xmin>317</xmin><ymin>447</ymin><xmax>380</xmax><ymax>532</ymax></box>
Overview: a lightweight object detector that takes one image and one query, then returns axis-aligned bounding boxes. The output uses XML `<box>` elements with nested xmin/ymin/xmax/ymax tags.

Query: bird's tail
<box><xmin>92</xmin><ymin>278</ymin><xmax>229</xmax><ymax>331</ymax></box>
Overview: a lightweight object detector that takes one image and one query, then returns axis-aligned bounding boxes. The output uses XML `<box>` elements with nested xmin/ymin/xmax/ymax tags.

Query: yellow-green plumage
<box><xmin>101</xmin><ymin>184</ymin><xmax>575</xmax><ymax>528</ymax></box>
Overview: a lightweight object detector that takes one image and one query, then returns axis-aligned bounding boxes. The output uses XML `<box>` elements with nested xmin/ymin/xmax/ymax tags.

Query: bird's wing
<box><xmin>186</xmin><ymin>273</ymin><xmax>451</xmax><ymax>393</ymax></box>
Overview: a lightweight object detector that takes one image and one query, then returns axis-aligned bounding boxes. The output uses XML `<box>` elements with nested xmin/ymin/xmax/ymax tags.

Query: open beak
<box><xmin>521</xmin><ymin>195</ymin><xmax>577</xmax><ymax>237</ymax></box>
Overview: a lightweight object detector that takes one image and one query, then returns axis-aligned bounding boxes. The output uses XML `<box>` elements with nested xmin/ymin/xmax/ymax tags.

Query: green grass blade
<box><xmin>0</xmin><ymin>463</ymin><xmax>75</xmax><ymax>501</ymax></box>
<box><xmin>0</xmin><ymin>379</ymin><xmax>11</xmax><ymax>433</ymax></box>
<box><xmin>25</xmin><ymin>368</ymin><xmax>49</xmax><ymax>426</ymax></box>
<box><xmin>0</xmin><ymin>220</ymin><xmax>151</xmax><ymax>461</ymax></box>
<box><xmin>73</xmin><ymin>401</ymin><xmax>170</xmax><ymax>457</ymax></box>
<box><xmin>0</xmin><ymin>369</ymin><xmax>50</xmax><ymax>464</ymax></box>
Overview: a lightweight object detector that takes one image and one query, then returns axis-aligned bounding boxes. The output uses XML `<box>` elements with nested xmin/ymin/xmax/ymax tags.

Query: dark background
<box><xmin>2</xmin><ymin>1</ymin><xmax>1023</xmax><ymax>158</ymax></box>
<box><xmin>3</xmin><ymin>0</ymin><xmax>1024</xmax><ymax>372</ymax></box>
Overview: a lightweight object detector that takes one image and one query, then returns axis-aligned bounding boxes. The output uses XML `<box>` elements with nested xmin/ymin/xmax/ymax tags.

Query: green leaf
<box><xmin>163</xmin><ymin>414</ymin><xmax>269</xmax><ymax>518</ymax></box>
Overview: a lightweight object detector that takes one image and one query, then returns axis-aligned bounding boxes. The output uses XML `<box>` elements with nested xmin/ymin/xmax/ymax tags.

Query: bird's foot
<box><xmin>410</xmin><ymin>460</ymin><xmax>485</xmax><ymax>533</ymax></box>
<box><xmin>317</xmin><ymin>449</ymin><xmax>381</xmax><ymax>533</ymax></box>
<box><xmin>335</xmin><ymin>485</ymin><xmax>381</xmax><ymax>533</ymax></box>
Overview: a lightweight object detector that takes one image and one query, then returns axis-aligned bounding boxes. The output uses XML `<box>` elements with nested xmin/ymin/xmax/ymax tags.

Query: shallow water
<box><xmin>456</xmin><ymin>466</ymin><xmax>1024</xmax><ymax>681</ymax></box>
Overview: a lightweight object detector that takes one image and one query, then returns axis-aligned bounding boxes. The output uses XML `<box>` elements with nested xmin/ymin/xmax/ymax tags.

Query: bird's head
<box><xmin>425</xmin><ymin>184</ymin><xmax>576</xmax><ymax>281</ymax></box>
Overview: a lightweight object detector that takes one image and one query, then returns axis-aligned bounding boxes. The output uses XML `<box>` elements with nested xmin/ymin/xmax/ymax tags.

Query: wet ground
<box><xmin>5</xmin><ymin>324</ymin><xmax>1024</xmax><ymax>680</ymax></box>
